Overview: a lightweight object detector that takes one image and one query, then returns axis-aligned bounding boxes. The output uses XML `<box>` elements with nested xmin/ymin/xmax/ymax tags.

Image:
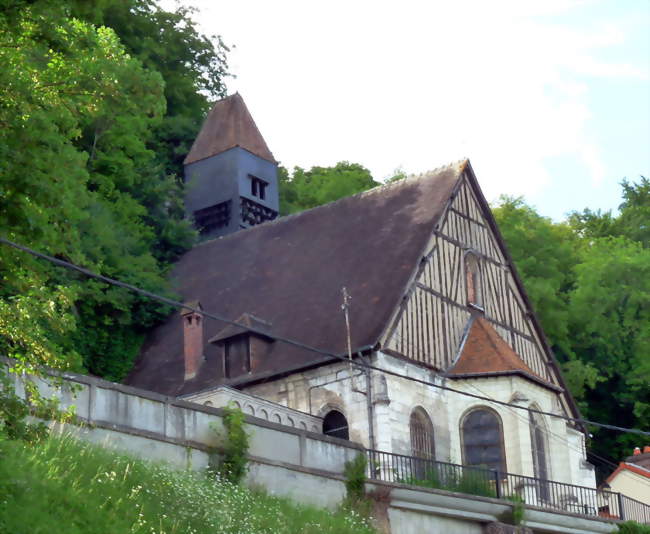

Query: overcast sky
<box><xmin>165</xmin><ymin>0</ymin><xmax>649</xmax><ymax>219</ymax></box>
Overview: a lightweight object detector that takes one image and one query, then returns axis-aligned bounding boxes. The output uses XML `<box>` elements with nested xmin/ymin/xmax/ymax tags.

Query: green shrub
<box><xmin>0</xmin><ymin>371</ymin><xmax>74</xmax><ymax>444</ymax></box>
<box><xmin>342</xmin><ymin>453</ymin><xmax>373</xmax><ymax>518</ymax></box>
<box><xmin>400</xmin><ymin>468</ymin><xmax>443</xmax><ymax>489</ymax></box>
<box><xmin>214</xmin><ymin>403</ymin><xmax>250</xmax><ymax>485</ymax></box>
<box><xmin>344</xmin><ymin>453</ymin><xmax>367</xmax><ymax>501</ymax></box>
<box><xmin>454</xmin><ymin>468</ymin><xmax>497</xmax><ymax>498</ymax></box>
<box><xmin>617</xmin><ymin>521</ymin><xmax>650</xmax><ymax>534</ymax></box>
<box><xmin>401</xmin><ymin>465</ymin><xmax>496</xmax><ymax>498</ymax></box>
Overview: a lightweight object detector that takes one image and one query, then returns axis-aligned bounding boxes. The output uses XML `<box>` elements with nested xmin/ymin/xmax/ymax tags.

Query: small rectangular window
<box><xmin>224</xmin><ymin>336</ymin><xmax>250</xmax><ymax>378</ymax></box>
<box><xmin>249</xmin><ymin>176</ymin><xmax>268</xmax><ymax>200</ymax></box>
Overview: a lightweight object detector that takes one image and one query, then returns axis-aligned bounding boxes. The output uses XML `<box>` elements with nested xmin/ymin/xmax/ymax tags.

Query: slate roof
<box><xmin>446</xmin><ymin>317</ymin><xmax>560</xmax><ymax>391</ymax></box>
<box><xmin>184</xmin><ymin>93</ymin><xmax>276</xmax><ymax>165</ymax></box>
<box><xmin>126</xmin><ymin>162</ymin><xmax>465</xmax><ymax>395</ymax></box>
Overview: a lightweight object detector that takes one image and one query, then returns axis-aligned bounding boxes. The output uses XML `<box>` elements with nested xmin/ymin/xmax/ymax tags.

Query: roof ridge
<box><xmin>192</xmin><ymin>159</ymin><xmax>468</xmax><ymax>250</ymax></box>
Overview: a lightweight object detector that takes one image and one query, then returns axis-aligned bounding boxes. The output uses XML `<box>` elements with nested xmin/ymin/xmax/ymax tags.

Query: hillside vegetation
<box><xmin>0</xmin><ymin>435</ymin><xmax>375</xmax><ymax>534</ymax></box>
<box><xmin>0</xmin><ymin>0</ymin><xmax>647</xmax><ymax>476</ymax></box>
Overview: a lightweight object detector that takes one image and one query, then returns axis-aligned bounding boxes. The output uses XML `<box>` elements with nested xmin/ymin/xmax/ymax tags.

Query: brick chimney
<box><xmin>181</xmin><ymin>301</ymin><xmax>204</xmax><ymax>380</ymax></box>
<box><xmin>644</xmin><ymin>446</ymin><xmax>650</xmax><ymax>454</ymax></box>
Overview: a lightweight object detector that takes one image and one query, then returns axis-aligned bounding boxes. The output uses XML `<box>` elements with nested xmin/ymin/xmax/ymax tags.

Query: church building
<box><xmin>127</xmin><ymin>93</ymin><xmax>596</xmax><ymax>495</ymax></box>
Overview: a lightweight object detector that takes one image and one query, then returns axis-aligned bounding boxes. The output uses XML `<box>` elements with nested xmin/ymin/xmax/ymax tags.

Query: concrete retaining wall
<box><xmin>9</xmin><ymin>368</ymin><xmax>618</xmax><ymax>534</ymax></box>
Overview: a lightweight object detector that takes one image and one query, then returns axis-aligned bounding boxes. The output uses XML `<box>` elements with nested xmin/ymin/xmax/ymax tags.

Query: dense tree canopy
<box><xmin>279</xmin><ymin>162</ymin><xmax>380</xmax><ymax>215</ymax></box>
<box><xmin>0</xmin><ymin>0</ymin><xmax>645</xmax><ymax>476</ymax></box>
<box><xmin>0</xmin><ymin>0</ymin><xmax>230</xmax><ymax>380</ymax></box>
<box><xmin>493</xmin><ymin>182</ymin><xmax>650</xmax><ymax>470</ymax></box>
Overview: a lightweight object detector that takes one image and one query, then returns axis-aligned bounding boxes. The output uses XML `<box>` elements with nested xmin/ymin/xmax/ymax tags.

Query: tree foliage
<box><xmin>0</xmin><ymin>0</ymin><xmax>230</xmax><ymax>380</ymax></box>
<box><xmin>279</xmin><ymin>162</ymin><xmax>380</xmax><ymax>215</ymax></box>
<box><xmin>493</xmin><ymin>181</ymin><xmax>649</xmax><ymax>468</ymax></box>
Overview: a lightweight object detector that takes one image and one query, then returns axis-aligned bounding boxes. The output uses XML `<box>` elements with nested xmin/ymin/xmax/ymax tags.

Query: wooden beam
<box><xmin>414</xmin><ymin>282</ymin><xmax>535</xmax><ymax>342</ymax></box>
<box><xmin>449</xmin><ymin>206</ymin><xmax>487</xmax><ymax>228</ymax></box>
<box><xmin>433</xmin><ymin>231</ymin><xmax>505</xmax><ymax>268</ymax></box>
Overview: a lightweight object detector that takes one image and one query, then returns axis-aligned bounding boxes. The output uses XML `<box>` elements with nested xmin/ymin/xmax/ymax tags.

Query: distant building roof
<box><xmin>606</xmin><ymin>461</ymin><xmax>650</xmax><ymax>483</ymax></box>
<box><xmin>184</xmin><ymin>93</ymin><xmax>276</xmax><ymax>165</ymax></box>
<box><xmin>126</xmin><ymin>162</ymin><xmax>465</xmax><ymax>395</ymax></box>
<box><xmin>446</xmin><ymin>316</ymin><xmax>560</xmax><ymax>391</ymax></box>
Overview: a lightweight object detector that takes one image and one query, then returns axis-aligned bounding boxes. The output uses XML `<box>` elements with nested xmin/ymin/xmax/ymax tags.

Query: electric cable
<box><xmin>2</xmin><ymin>236</ymin><xmax>649</xmax><ymax>438</ymax></box>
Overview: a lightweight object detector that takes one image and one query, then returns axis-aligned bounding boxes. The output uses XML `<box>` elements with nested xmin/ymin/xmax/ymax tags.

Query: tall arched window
<box><xmin>529</xmin><ymin>409</ymin><xmax>549</xmax><ymax>480</ymax></box>
<box><xmin>410</xmin><ymin>407</ymin><xmax>435</xmax><ymax>460</ymax></box>
<box><xmin>462</xmin><ymin>408</ymin><xmax>506</xmax><ymax>473</ymax></box>
<box><xmin>465</xmin><ymin>252</ymin><xmax>482</xmax><ymax>307</ymax></box>
<box><xmin>322</xmin><ymin>410</ymin><xmax>349</xmax><ymax>440</ymax></box>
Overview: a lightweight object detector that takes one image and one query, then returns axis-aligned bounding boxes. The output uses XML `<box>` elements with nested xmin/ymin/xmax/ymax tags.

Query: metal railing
<box><xmin>365</xmin><ymin>449</ymin><xmax>650</xmax><ymax>524</ymax></box>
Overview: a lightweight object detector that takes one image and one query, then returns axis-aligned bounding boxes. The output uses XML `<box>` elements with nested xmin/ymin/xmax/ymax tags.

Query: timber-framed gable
<box><xmin>380</xmin><ymin>162</ymin><xmax>579</xmax><ymax>426</ymax></box>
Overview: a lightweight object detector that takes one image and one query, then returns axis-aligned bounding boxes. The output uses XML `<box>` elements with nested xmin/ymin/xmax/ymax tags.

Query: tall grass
<box><xmin>400</xmin><ymin>466</ymin><xmax>497</xmax><ymax>498</ymax></box>
<box><xmin>0</xmin><ymin>435</ymin><xmax>376</xmax><ymax>534</ymax></box>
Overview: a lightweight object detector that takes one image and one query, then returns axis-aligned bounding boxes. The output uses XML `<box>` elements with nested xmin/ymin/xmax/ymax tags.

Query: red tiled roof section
<box><xmin>447</xmin><ymin>317</ymin><xmax>551</xmax><ymax>386</ymax></box>
<box><xmin>184</xmin><ymin>93</ymin><xmax>276</xmax><ymax>165</ymax></box>
<box><xmin>606</xmin><ymin>462</ymin><xmax>650</xmax><ymax>484</ymax></box>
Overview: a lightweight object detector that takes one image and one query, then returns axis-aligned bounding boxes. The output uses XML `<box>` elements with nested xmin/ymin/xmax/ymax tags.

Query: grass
<box><xmin>0</xmin><ymin>434</ymin><xmax>376</xmax><ymax>534</ymax></box>
<box><xmin>400</xmin><ymin>466</ymin><xmax>497</xmax><ymax>498</ymax></box>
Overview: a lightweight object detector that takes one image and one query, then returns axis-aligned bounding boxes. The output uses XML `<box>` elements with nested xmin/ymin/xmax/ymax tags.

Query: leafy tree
<box><xmin>0</xmin><ymin>0</ymin><xmax>231</xmax><ymax>380</ymax></box>
<box><xmin>568</xmin><ymin>177</ymin><xmax>649</xmax><ymax>247</ymax></box>
<box><xmin>492</xmin><ymin>184</ymin><xmax>649</xmax><ymax>467</ymax></box>
<box><xmin>279</xmin><ymin>162</ymin><xmax>380</xmax><ymax>215</ymax></box>
<box><xmin>567</xmin><ymin>237</ymin><xmax>650</xmax><ymax>460</ymax></box>
<box><xmin>492</xmin><ymin>197</ymin><xmax>580</xmax><ymax>359</ymax></box>
<box><xmin>70</xmin><ymin>0</ymin><xmax>231</xmax><ymax>180</ymax></box>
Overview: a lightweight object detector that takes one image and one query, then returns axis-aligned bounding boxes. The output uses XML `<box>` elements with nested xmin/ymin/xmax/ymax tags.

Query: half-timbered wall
<box><xmin>385</xmin><ymin>173</ymin><xmax>556</xmax><ymax>385</ymax></box>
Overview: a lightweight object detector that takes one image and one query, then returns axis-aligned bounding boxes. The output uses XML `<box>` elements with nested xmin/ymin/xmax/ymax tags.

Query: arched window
<box><xmin>410</xmin><ymin>407</ymin><xmax>435</xmax><ymax>460</ymax></box>
<box><xmin>322</xmin><ymin>410</ymin><xmax>349</xmax><ymax>440</ymax></box>
<box><xmin>462</xmin><ymin>408</ymin><xmax>506</xmax><ymax>473</ymax></box>
<box><xmin>529</xmin><ymin>409</ymin><xmax>549</xmax><ymax>481</ymax></box>
<box><xmin>465</xmin><ymin>252</ymin><xmax>482</xmax><ymax>308</ymax></box>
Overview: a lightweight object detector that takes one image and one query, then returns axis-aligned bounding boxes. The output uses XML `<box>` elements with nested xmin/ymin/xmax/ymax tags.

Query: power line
<box><xmin>392</xmin><ymin>329</ymin><xmax>620</xmax><ymax>471</ymax></box>
<box><xmin>2</xmin><ymin>236</ymin><xmax>649</xmax><ymax>438</ymax></box>
<box><xmin>462</xmin><ymin>380</ymin><xmax>620</xmax><ymax>472</ymax></box>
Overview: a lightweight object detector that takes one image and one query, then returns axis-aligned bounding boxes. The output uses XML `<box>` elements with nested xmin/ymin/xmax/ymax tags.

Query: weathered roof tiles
<box><xmin>184</xmin><ymin>92</ymin><xmax>276</xmax><ymax>165</ymax></box>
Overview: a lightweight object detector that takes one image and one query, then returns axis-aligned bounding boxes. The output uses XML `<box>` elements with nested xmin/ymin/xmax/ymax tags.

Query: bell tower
<box><xmin>183</xmin><ymin>93</ymin><xmax>279</xmax><ymax>239</ymax></box>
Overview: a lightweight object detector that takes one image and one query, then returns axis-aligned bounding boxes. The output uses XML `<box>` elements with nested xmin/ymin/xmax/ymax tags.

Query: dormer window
<box><xmin>224</xmin><ymin>335</ymin><xmax>251</xmax><ymax>378</ymax></box>
<box><xmin>250</xmin><ymin>176</ymin><xmax>267</xmax><ymax>200</ymax></box>
<box><xmin>208</xmin><ymin>313</ymin><xmax>274</xmax><ymax>380</ymax></box>
<box><xmin>465</xmin><ymin>251</ymin><xmax>483</xmax><ymax>309</ymax></box>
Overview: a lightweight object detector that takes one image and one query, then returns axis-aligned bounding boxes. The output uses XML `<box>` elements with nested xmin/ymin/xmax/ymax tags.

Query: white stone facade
<box><xmin>181</xmin><ymin>385</ymin><xmax>322</xmax><ymax>433</ymax></box>
<box><xmin>241</xmin><ymin>350</ymin><xmax>596</xmax><ymax>491</ymax></box>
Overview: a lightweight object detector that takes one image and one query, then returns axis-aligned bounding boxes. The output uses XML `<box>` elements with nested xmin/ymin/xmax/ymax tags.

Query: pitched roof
<box><xmin>446</xmin><ymin>317</ymin><xmax>560</xmax><ymax>391</ymax></box>
<box><xmin>126</xmin><ymin>162</ymin><xmax>465</xmax><ymax>395</ymax></box>
<box><xmin>208</xmin><ymin>313</ymin><xmax>273</xmax><ymax>343</ymax></box>
<box><xmin>606</xmin><ymin>461</ymin><xmax>650</xmax><ymax>484</ymax></box>
<box><xmin>184</xmin><ymin>93</ymin><xmax>276</xmax><ymax>165</ymax></box>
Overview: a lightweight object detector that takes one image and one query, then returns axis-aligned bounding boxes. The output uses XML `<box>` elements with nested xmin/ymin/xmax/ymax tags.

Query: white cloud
<box><xmin>163</xmin><ymin>0</ymin><xmax>648</xmax><ymax>204</ymax></box>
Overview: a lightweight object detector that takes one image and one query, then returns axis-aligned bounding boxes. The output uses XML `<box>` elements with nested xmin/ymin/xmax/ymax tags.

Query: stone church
<box><xmin>127</xmin><ymin>93</ymin><xmax>596</xmax><ymax>492</ymax></box>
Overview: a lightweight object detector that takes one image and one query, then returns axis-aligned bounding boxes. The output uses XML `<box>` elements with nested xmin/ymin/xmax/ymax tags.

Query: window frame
<box><xmin>409</xmin><ymin>406</ymin><xmax>436</xmax><ymax>460</ymax></box>
<box><xmin>223</xmin><ymin>334</ymin><xmax>251</xmax><ymax>379</ymax></box>
<box><xmin>464</xmin><ymin>250</ymin><xmax>484</xmax><ymax>311</ymax></box>
<box><xmin>460</xmin><ymin>406</ymin><xmax>507</xmax><ymax>475</ymax></box>
<box><xmin>249</xmin><ymin>175</ymin><xmax>268</xmax><ymax>200</ymax></box>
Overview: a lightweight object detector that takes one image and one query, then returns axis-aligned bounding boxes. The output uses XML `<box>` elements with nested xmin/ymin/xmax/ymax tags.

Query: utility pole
<box><xmin>341</xmin><ymin>286</ymin><xmax>353</xmax><ymax>371</ymax></box>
